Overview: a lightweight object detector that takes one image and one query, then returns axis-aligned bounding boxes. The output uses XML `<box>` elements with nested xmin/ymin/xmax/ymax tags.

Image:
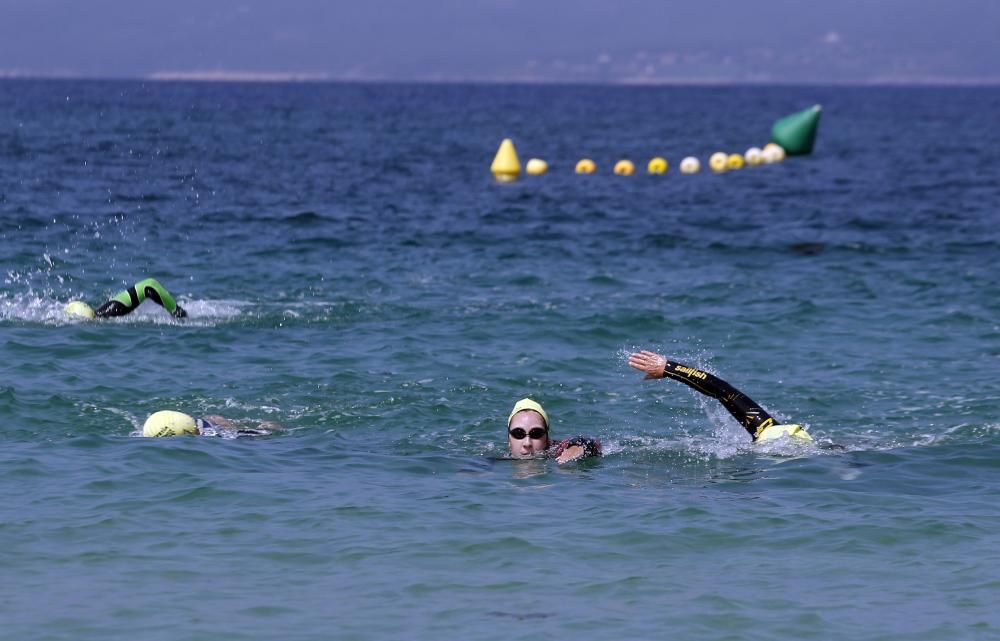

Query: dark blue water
<box><xmin>2</xmin><ymin>80</ymin><xmax>999</xmax><ymax>640</ymax></box>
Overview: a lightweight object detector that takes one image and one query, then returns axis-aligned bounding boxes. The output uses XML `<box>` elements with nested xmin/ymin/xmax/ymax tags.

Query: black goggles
<box><xmin>508</xmin><ymin>427</ymin><xmax>547</xmax><ymax>440</ymax></box>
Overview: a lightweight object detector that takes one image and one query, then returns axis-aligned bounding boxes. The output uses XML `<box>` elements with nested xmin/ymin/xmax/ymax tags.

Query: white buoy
<box><xmin>525</xmin><ymin>158</ymin><xmax>549</xmax><ymax>175</ymax></box>
<box><xmin>679</xmin><ymin>156</ymin><xmax>700</xmax><ymax>174</ymax></box>
<box><xmin>744</xmin><ymin>147</ymin><xmax>763</xmax><ymax>166</ymax></box>
<box><xmin>762</xmin><ymin>142</ymin><xmax>786</xmax><ymax>163</ymax></box>
<box><xmin>709</xmin><ymin>152</ymin><xmax>728</xmax><ymax>173</ymax></box>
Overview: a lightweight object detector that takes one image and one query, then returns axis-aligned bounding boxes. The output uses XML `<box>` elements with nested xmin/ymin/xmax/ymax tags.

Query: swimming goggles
<box><xmin>508</xmin><ymin>427</ymin><xmax>547</xmax><ymax>440</ymax></box>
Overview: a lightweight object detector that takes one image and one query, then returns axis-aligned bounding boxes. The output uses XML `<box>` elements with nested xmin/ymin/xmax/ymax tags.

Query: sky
<box><xmin>1</xmin><ymin>0</ymin><xmax>999</xmax><ymax>83</ymax></box>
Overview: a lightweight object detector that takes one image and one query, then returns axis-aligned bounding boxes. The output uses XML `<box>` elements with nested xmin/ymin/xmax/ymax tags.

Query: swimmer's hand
<box><xmin>172</xmin><ymin>305</ymin><xmax>188</xmax><ymax>319</ymax></box>
<box><xmin>555</xmin><ymin>444</ymin><xmax>585</xmax><ymax>464</ymax></box>
<box><xmin>629</xmin><ymin>350</ymin><xmax>667</xmax><ymax>379</ymax></box>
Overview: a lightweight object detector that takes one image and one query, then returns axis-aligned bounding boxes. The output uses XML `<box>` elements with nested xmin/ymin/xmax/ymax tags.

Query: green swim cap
<box><xmin>64</xmin><ymin>300</ymin><xmax>95</xmax><ymax>319</ymax></box>
<box><xmin>756</xmin><ymin>423</ymin><xmax>813</xmax><ymax>443</ymax></box>
<box><xmin>508</xmin><ymin>398</ymin><xmax>550</xmax><ymax>428</ymax></box>
<box><xmin>143</xmin><ymin>410</ymin><xmax>199</xmax><ymax>437</ymax></box>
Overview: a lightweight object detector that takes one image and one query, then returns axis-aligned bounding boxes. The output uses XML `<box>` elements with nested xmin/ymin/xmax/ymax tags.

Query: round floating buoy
<box><xmin>762</xmin><ymin>142</ymin><xmax>786</xmax><ymax>163</ymax></box>
<box><xmin>679</xmin><ymin>156</ymin><xmax>700</xmax><ymax>174</ymax></box>
<box><xmin>647</xmin><ymin>157</ymin><xmax>668</xmax><ymax>174</ymax></box>
<box><xmin>726</xmin><ymin>153</ymin><xmax>745</xmax><ymax>170</ymax></box>
<box><xmin>525</xmin><ymin>158</ymin><xmax>548</xmax><ymax>175</ymax></box>
<box><xmin>709</xmin><ymin>152</ymin><xmax>728</xmax><ymax>173</ymax></box>
<box><xmin>575</xmin><ymin>158</ymin><xmax>596</xmax><ymax>174</ymax></box>
<box><xmin>490</xmin><ymin>138</ymin><xmax>521</xmax><ymax>182</ymax></box>
<box><xmin>613</xmin><ymin>159</ymin><xmax>635</xmax><ymax>176</ymax></box>
<box><xmin>744</xmin><ymin>147</ymin><xmax>763</xmax><ymax>166</ymax></box>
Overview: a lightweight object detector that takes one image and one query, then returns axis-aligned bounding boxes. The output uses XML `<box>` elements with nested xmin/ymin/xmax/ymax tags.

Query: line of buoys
<box><xmin>494</xmin><ymin>143</ymin><xmax>784</xmax><ymax>178</ymax></box>
<box><xmin>490</xmin><ymin>106</ymin><xmax>820</xmax><ymax>181</ymax></box>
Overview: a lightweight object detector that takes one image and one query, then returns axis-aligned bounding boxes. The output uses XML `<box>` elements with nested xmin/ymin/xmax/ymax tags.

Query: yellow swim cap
<box><xmin>508</xmin><ymin>398</ymin><xmax>549</xmax><ymax>428</ymax></box>
<box><xmin>143</xmin><ymin>410</ymin><xmax>199</xmax><ymax>437</ymax></box>
<box><xmin>756</xmin><ymin>423</ymin><xmax>813</xmax><ymax>443</ymax></box>
<box><xmin>64</xmin><ymin>300</ymin><xmax>95</xmax><ymax>319</ymax></box>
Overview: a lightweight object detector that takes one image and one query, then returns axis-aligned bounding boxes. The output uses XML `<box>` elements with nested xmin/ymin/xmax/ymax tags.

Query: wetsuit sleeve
<box><xmin>94</xmin><ymin>278</ymin><xmax>186</xmax><ymax>318</ymax></box>
<box><xmin>660</xmin><ymin>360</ymin><xmax>777</xmax><ymax>440</ymax></box>
<box><xmin>551</xmin><ymin>436</ymin><xmax>602</xmax><ymax>459</ymax></box>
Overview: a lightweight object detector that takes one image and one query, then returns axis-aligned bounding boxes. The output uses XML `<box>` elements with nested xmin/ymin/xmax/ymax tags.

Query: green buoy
<box><xmin>770</xmin><ymin>104</ymin><xmax>822</xmax><ymax>156</ymax></box>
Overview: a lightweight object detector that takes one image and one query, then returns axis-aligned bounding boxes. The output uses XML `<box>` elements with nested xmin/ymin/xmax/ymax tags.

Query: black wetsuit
<box><xmin>661</xmin><ymin>360</ymin><xmax>777</xmax><ymax>440</ymax></box>
<box><xmin>94</xmin><ymin>278</ymin><xmax>187</xmax><ymax>318</ymax></box>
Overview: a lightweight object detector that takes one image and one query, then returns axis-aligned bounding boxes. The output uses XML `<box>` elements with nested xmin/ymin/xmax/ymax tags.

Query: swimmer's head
<box><xmin>507</xmin><ymin>398</ymin><xmax>550</xmax><ymax>457</ymax></box>
<box><xmin>64</xmin><ymin>300</ymin><xmax>95</xmax><ymax>320</ymax></box>
<box><xmin>756</xmin><ymin>423</ymin><xmax>813</xmax><ymax>443</ymax></box>
<box><xmin>143</xmin><ymin>410</ymin><xmax>199</xmax><ymax>437</ymax></box>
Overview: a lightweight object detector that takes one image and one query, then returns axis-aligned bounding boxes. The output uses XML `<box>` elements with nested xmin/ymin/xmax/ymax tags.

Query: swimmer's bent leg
<box><xmin>94</xmin><ymin>278</ymin><xmax>187</xmax><ymax>318</ymax></box>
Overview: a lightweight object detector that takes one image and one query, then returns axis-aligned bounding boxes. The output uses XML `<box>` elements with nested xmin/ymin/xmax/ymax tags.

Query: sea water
<box><xmin>1</xmin><ymin>80</ymin><xmax>998</xmax><ymax>640</ymax></box>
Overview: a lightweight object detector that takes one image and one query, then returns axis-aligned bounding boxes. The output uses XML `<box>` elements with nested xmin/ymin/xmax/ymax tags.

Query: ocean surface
<box><xmin>1</xmin><ymin>80</ymin><xmax>998</xmax><ymax>640</ymax></box>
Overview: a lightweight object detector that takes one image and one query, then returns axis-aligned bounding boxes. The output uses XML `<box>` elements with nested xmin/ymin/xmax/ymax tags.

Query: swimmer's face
<box><xmin>508</xmin><ymin>410</ymin><xmax>549</xmax><ymax>458</ymax></box>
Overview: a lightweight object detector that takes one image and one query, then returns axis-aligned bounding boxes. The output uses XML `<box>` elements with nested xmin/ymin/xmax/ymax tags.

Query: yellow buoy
<box><xmin>726</xmin><ymin>153</ymin><xmax>745</xmax><ymax>170</ymax></box>
<box><xmin>490</xmin><ymin>138</ymin><xmax>521</xmax><ymax>182</ymax></box>
<box><xmin>762</xmin><ymin>142</ymin><xmax>786</xmax><ymax>163</ymax></box>
<box><xmin>525</xmin><ymin>158</ymin><xmax>548</xmax><ymax>176</ymax></box>
<box><xmin>744</xmin><ymin>147</ymin><xmax>764</xmax><ymax>166</ymax></box>
<box><xmin>709</xmin><ymin>152</ymin><xmax>728</xmax><ymax>173</ymax></box>
<box><xmin>613</xmin><ymin>159</ymin><xmax>635</xmax><ymax>176</ymax></box>
<box><xmin>575</xmin><ymin>158</ymin><xmax>596</xmax><ymax>174</ymax></box>
<box><xmin>679</xmin><ymin>156</ymin><xmax>700</xmax><ymax>174</ymax></box>
<box><xmin>647</xmin><ymin>157</ymin><xmax>668</xmax><ymax>174</ymax></box>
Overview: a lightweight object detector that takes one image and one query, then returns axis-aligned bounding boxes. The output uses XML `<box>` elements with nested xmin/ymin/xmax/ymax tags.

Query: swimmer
<box><xmin>65</xmin><ymin>278</ymin><xmax>186</xmax><ymax>319</ymax></box>
<box><xmin>507</xmin><ymin>398</ymin><xmax>602</xmax><ymax>463</ymax></box>
<box><xmin>628</xmin><ymin>350</ymin><xmax>812</xmax><ymax>442</ymax></box>
<box><xmin>141</xmin><ymin>410</ymin><xmax>281</xmax><ymax>438</ymax></box>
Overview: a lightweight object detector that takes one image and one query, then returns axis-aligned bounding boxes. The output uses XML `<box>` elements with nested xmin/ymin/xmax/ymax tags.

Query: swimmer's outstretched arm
<box><xmin>550</xmin><ymin>436</ymin><xmax>602</xmax><ymax>464</ymax></box>
<box><xmin>628</xmin><ymin>350</ymin><xmax>777</xmax><ymax>440</ymax></box>
<box><xmin>94</xmin><ymin>278</ymin><xmax>187</xmax><ymax>318</ymax></box>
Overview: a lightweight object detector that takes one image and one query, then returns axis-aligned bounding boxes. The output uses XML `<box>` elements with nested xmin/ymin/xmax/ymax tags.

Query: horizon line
<box><xmin>2</xmin><ymin>69</ymin><xmax>1000</xmax><ymax>87</ymax></box>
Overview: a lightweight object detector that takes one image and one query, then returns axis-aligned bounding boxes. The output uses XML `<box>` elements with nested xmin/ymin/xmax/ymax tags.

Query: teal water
<box><xmin>2</xmin><ymin>81</ymin><xmax>999</xmax><ymax>640</ymax></box>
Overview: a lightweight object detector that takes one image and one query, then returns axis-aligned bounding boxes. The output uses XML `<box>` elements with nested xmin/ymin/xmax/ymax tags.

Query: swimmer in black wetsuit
<box><xmin>141</xmin><ymin>410</ymin><xmax>281</xmax><ymax>438</ymax></box>
<box><xmin>507</xmin><ymin>398</ymin><xmax>602</xmax><ymax>463</ymax></box>
<box><xmin>628</xmin><ymin>350</ymin><xmax>812</xmax><ymax>442</ymax></box>
<box><xmin>65</xmin><ymin>278</ymin><xmax>186</xmax><ymax>319</ymax></box>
